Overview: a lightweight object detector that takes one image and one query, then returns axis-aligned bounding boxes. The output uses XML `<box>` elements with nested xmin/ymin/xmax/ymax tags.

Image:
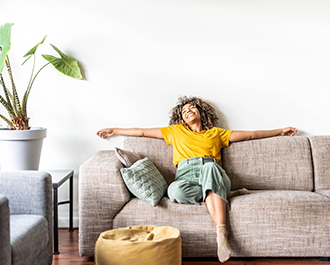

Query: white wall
<box><xmin>1</xmin><ymin>0</ymin><xmax>330</xmax><ymax>227</ymax></box>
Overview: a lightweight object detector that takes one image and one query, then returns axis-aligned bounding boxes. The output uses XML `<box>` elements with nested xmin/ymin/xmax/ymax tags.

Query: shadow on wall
<box><xmin>211</xmin><ymin>103</ymin><xmax>229</xmax><ymax>130</ymax></box>
<box><xmin>295</xmin><ymin>130</ymin><xmax>308</xmax><ymax>137</ymax></box>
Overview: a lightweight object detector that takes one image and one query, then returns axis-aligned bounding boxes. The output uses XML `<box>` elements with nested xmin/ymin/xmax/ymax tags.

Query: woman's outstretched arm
<box><xmin>97</xmin><ymin>128</ymin><xmax>164</xmax><ymax>140</ymax></box>
<box><xmin>229</xmin><ymin>127</ymin><xmax>298</xmax><ymax>143</ymax></box>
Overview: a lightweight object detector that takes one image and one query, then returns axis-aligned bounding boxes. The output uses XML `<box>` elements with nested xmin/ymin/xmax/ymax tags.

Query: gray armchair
<box><xmin>0</xmin><ymin>171</ymin><xmax>53</xmax><ymax>265</ymax></box>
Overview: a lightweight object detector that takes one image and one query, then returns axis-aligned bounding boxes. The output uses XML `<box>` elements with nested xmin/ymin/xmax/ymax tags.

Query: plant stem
<box><xmin>22</xmin><ymin>61</ymin><xmax>51</xmax><ymax>117</ymax></box>
<box><xmin>22</xmin><ymin>54</ymin><xmax>36</xmax><ymax>118</ymax></box>
<box><xmin>0</xmin><ymin>74</ymin><xmax>14</xmax><ymax>113</ymax></box>
<box><xmin>25</xmin><ymin>54</ymin><xmax>36</xmax><ymax>102</ymax></box>
<box><xmin>5</xmin><ymin>56</ymin><xmax>22</xmax><ymax>117</ymax></box>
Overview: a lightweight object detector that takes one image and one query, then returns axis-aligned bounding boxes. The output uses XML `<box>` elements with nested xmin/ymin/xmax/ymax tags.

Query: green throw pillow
<box><xmin>120</xmin><ymin>157</ymin><xmax>168</xmax><ymax>206</ymax></box>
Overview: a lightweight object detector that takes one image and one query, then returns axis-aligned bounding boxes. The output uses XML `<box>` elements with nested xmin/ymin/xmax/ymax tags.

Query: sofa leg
<box><xmin>319</xmin><ymin>257</ymin><xmax>330</xmax><ymax>262</ymax></box>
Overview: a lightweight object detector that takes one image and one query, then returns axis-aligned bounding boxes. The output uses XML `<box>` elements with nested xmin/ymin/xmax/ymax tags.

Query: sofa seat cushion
<box><xmin>113</xmin><ymin>197</ymin><xmax>218</xmax><ymax>257</ymax></box>
<box><xmin>317</xmin><ymin>190</ymin><xmax>330</xmax><ymax>199</ymax></box>
<box><xmin>228</xmin><ymin>190</ymin><xmax>330</xmax><ymax>257</ymax></box>
<box><xmin>114</xmin><ymin>191</ymin><xmax>330</xmax><ymax>258</ymax></box>
<box><xmin>10</xmin><ymin>214</ymin><xmax>49</xmax><ymax>265</ymax></box>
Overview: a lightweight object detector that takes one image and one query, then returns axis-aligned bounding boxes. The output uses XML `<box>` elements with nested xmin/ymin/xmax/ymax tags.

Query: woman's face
<box><xmin>181</xmin><ymin>103</ymin><xmax>201</xmax><ymax>124</ymax></box>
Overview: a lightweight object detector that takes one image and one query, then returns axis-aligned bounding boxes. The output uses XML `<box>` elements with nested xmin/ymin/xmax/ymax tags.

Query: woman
<box><xmin>97</xmin><ymin>96</ymin><xmax>298</xmax><ymax>263</ymax></box>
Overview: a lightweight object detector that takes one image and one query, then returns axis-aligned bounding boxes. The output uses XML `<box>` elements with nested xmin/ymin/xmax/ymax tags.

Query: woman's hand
<box><xmin>97</xmin><ymin>128</ymin><xmax>115</xmax><ymax>139</ymax></box>
<box><xmin>281</xmin><ymin>127</ymin><xmax>299</xmax><ymax>136</ymax></box>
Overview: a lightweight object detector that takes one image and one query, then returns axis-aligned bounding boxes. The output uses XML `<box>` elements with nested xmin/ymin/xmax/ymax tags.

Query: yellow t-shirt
<box><xmin>160</xmin><ymin>124</ymin><xmax>232</xmax><ymax>167</ymax></box>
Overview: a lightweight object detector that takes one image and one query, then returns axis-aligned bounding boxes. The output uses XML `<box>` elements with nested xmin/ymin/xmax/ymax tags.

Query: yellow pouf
<box><xmin>95</xmin><ymin>226</ymin><xmax>181</xmax><ymax>265</ymax></box>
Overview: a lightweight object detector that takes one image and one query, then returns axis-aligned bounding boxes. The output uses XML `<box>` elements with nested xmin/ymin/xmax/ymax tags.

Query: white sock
<box><xmin>216</xmin><ymin>224</ymin><xmax>232</xmax><ymax>263</ymax></box>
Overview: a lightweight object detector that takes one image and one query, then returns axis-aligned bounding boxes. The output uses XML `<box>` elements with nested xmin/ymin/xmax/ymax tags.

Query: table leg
<box><xmin>53</xmin><ymin>187</ymin><xmax>60</xmax><ymax>255</ymax></box>
<box><xmin>69</xmin><ymin>173</ymin><xmax>74</xmax><ymax>232</ymax></box>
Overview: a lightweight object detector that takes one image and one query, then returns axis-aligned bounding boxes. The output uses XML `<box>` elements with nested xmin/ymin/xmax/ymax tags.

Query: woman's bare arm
<box><xmin>229</xmin><ymin>127</ymin><xmax>298</xmax><ymax>143</ymax></box>
<box><xmin>97</xmin><ymin>128</ymin><xmax>164</xmax><ymax>140</ymax></box>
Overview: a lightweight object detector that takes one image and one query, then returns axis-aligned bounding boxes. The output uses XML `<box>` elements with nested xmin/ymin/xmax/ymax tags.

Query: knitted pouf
<box><xmin>95</xmin><ymin>225</ymin><xmax>181</xmax><ymax>265</ymax></box>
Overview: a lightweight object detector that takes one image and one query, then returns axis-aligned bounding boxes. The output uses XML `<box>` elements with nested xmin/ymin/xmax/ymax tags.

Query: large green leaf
<box><xmin>42</xmin><ymin>44</ymin><xmax>82</xmax><ymax>79</ymax></box>
<box><xmin>22</xmin><ymin>35</ymin><xmax>47</xmax><ymax>65</ymax></box>
<box><xmin>0</xmin><ymin>23</ymin><xmax>13</xmax><ymax>74</ymax></box>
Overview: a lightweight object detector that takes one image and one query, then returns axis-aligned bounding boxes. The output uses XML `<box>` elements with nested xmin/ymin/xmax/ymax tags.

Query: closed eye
<box><xmin>182</xmin><ymin>105</ymin><xmax>196</xmax><ymax>115</ymax></box>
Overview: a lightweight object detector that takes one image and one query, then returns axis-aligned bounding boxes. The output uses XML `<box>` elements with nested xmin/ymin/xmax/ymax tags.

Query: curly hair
<box><xmin>169</xmin><ymin>96</ymin><xmax>219</xmax><ymax>130</ymax></box>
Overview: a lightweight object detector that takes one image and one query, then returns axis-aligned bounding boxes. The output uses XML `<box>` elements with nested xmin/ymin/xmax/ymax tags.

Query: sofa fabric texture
<box><xmin>0</xmin><ymin>171</ymin><xmax>53</xmax><ymax>265</ymax></box>
<box><xmin>308</xmin><ymin>136</ymin><xmax>330</xmax><ymax>191</ymax></box>
<box><xmin>79</xmin><ymin>135</ymin><xmax>330</xmax><ymax>258</ymax></box>
<box><xmin>222</xmin><ymin>137</ymin><xmax>314</xmax><ymax>191</ymax></box>
<box><xmin>0</xmin><ymin>195</ymin><xmax>10</xmax><ymax>265</ymax></box>
<box><xmin>10</xmin><ymin>215</ymin><xmax>49</xmax><ymax>265</ymax></box>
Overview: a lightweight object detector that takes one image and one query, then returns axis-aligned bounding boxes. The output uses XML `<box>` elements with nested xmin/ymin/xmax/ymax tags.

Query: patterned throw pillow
<box><xmin>120</xmin><ymin>157</ymin><xmax>168</xmax><ymax>206</ymax></box>
<box><xmin>115</xmin><ymin>147</ymin><xmax>140</xmax><ymax>167</ymax></box>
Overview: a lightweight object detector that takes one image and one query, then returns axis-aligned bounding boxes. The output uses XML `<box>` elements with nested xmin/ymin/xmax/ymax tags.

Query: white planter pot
<box><xmin>0</xmin><ymin>127</ymin><xmax>47</xmax><ymax>170</ymax></box>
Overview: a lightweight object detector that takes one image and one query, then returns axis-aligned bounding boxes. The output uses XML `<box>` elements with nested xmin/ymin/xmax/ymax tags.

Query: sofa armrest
<box><xmin>79</xmin><ymin>150</ymin><xmax>130</xmax><ymax>257</ymax></box>
<box><xmin>308</xmin><ymin>136</ymin><xmax>330</xmax><ymax>191</ymax></box>
<box><xmin>0</xmin><ymin>195</ymin><xmax>10</xmax><ymax>265</ymax></box>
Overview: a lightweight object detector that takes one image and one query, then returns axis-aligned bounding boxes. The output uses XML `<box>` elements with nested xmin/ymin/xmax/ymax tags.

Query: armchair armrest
<box><xmin>79</xmin><ymin>150</ymin><xmax>130</xmax><ymax>257</ymax></box>
<box><xmin>0</xmin><ymin>195</ymin><xmax>10</xmax><ymax>265</ymax></box>
<box><xmin>0</xmin><ymin>171</ymin><xmax>52</xmax><ymax>218</ymax></box>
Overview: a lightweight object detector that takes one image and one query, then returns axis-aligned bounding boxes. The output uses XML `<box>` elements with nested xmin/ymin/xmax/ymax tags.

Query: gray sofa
<box><xmin>0</xmin><ymin>171</ymin><xmax>53</xmax><ymax>265</ymax></box>
<box><xmin>79</xmin><ymin>135</ymin><xmax>330</xmax><ymax>259</ymax></box>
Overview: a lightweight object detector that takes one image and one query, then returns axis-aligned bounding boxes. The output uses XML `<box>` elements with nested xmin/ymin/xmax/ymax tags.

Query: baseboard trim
<box><xmin>58</xmin><ymin>217</ymin><xmax>79</xmax><ymax>228</ymax></box>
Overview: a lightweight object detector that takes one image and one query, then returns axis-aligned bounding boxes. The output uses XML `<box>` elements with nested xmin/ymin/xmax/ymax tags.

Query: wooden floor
<box><xmin>53</xmin><ymin>228</ymin><xmax>329</xmax><ymax>265</ymax></box>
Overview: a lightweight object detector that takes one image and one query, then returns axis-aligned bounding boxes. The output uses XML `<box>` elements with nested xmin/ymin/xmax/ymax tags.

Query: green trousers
<box><xmin>168</xmin><ymin>157</ymin><xmax>231</xmax><ymax>204</ymax></box>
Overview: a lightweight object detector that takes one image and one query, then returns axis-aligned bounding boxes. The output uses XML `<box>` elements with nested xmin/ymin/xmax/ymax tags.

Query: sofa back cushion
<box><xmin>124</xmin><ymin>137</ymin><xmax>176</xmax><ymax>185</ymax></box>
<box><xmin>222</xmin><ymin>136</ymin><xmax>313</xmax><ymax>191</ymax></box>
<box><xmin>124</xmin><ymin>136</ymin><xmax>314</xmax><ymax>191</ymax></box>
<box><xmin>308</xmin><ymin>135</ymin><xmax>330</xmax><ymax>191</ymax></box>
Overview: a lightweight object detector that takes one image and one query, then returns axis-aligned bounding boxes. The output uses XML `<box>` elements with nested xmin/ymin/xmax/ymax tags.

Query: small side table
<box><xmin>48</xmin><ymin>170</ymin><xmax>74</xmax><ymax>255</ymax></box>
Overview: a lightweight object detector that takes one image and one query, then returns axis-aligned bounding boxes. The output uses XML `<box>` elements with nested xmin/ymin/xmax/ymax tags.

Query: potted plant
<box><xmin>0</xmin><ymin>23</ymin><xmax>82</xmax><ymax>170</ymax></box>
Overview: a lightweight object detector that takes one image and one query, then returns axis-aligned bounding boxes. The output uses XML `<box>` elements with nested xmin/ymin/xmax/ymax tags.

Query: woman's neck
<box><xmin>188</xmin><ymin>122</ymin><xmax>203</xmax><ymax>132</ymax></box>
